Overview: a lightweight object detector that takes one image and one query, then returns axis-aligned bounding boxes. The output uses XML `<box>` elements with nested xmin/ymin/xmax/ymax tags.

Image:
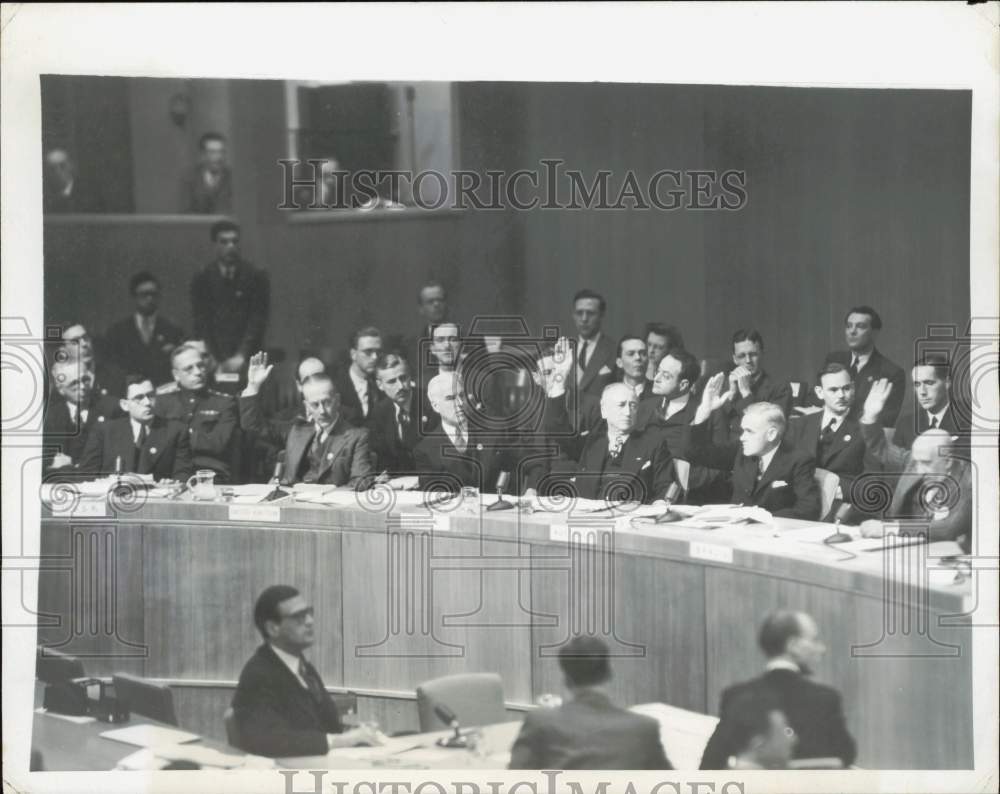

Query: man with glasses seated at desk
<box><xmin>232</xmin><ymin>585</ymin><xmax>383</xmax><ymax>758</ymax></box>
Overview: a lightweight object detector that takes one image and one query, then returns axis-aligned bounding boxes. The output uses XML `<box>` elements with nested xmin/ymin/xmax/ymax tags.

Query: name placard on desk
<box><xmin>397</xmin><ymin>512</ymin><xmax>451</xmax><ymax>533</ymax></box>
<box><xmin>49</xmin><ymin>499</ymin><xmax>108</xmax><ymax>519</ymax></box>
<box><xmin>689</xmin><ymin>541</ymin><xmax>734</xmax><ymax>565</ymax></box>
<box><xmin>228</xmin><ymin>504</ymin><xmax>282</xmax><ymax>523</ymax></box>
<box><xmin>550</xmin><ymin>524</ymin><xmax>600</xmax><ymax>545</ymax></box>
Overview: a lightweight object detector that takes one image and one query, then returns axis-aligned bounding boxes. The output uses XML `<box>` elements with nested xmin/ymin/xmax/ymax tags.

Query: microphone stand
<box><xmin>486</xmin><ymin>472</ymin><xmax>514</xmax><ymax>512</ymax></box>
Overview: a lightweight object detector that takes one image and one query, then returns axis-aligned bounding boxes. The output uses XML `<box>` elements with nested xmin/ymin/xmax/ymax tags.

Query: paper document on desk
<box><xmin>839</xmin><ymin>533</ymin><xmax>929</xmax><ymax>553</ymax></box>
<box><xmin>665</xmin><ymin>505</ymin><xmax>772</xmax><ymax>529</ymax></box>
<box><xmin>386</xmin><ymin>476</ymin><xmax>419</xmax><ymax>490</ymax></box>
<box><xmin>99</xmin><ymin>724</ymin><xmax>200</xmax><ymax>747</ymax></box>
<box><xmin>34</xmin><ymin>707</ymin><xmax>95</xmax><ymax>725</ymax></box>
<box><xmin>292</xmin><ymin>487</ymin><xmax>363</xmax><ymax>507</ymax></box>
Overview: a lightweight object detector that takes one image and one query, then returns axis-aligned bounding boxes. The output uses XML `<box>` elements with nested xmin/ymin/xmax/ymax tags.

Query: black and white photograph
<box><xmin>3</xmin><ymin>4</ymin><xmax>998</xmax><ymax>793</ymax></box>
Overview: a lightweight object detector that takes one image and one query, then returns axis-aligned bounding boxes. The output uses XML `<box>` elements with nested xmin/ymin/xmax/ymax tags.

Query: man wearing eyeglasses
<box><xmin>79</xmin><ymin>375</ymin><xmax>191</xmax><ymax>480</ymax></box>
<box><xmin>103</xmin><ymin>271</ymin><xmax>185</xmax><ymax>387</ymax></box>
<box><xmin>232</xmin><ymin>585</ymin><xmax>384</xmax><ymax>758</ymax></box>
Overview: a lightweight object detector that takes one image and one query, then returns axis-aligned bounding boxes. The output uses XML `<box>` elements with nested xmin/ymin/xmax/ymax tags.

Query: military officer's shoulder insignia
<box><xmin>157</xmin><ymin>382</ymin><xmax>179</xmax><ymax>395</ymax></box>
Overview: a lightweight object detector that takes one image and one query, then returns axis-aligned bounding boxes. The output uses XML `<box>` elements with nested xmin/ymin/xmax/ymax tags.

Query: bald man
<box><xmin>857</xmin><ymin>428</ymin><xmax>973</xmax><ymax>552</ymax></box>
<box><xmin>536</xmin><ymin>382</ymin><xmax>675</xmax><ymax>504</ymax></box>
<box><xmin>685</xmin><ymin>373</ymin><xmax>820</xmax><ymax>519</ymax></box>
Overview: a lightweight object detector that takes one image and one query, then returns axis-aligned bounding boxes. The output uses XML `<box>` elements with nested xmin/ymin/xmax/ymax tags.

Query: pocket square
<box><xmin>771</xmin><ymin>480</ymin><xmax>788</xmax><ymax>488</ymax></box>
<box><xmin>598</xmin><ymin>365</ymin><xmax>612</xmax><ymax>375</ymax></box>
<box><xmin>640</xmin><ymin>460</ymin><xmax>651</xmax><ymax>470</ymax></box>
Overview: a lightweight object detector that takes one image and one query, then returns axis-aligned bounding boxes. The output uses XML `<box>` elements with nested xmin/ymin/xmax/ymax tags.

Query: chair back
<box><xmin>415</xmin><ymin>672</ymin><xmax>506</xmax><ymax>732</ymax></box>
<box><xmin>673</xmin><ymin>459</ymin><xmax>691</xmax><ymax>493</ymax></box>
<box><xmin>813</xmin><ymin>467</ymin><xmax>839</xmax><ymax>519</ymax></box>
<box><xmin>36</xmin><ymin>647</ymin><xmax>85</xmax><ymax>683</ymax></box>
<box><xmin>112</xmin><ymin>673</ymin><xmax>178</xmax><ymax>725</ymax></box>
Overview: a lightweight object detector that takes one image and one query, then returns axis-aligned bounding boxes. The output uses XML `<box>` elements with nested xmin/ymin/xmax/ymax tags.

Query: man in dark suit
<box><xmin>180</xmin><ymin>132</ymin><xmax>233</xmax><ymax>214</ymax></box>
<box><xmin>535</xmin><ymin>382</ymin><xmax>675</xmax><ymax>505</ymax></box>
<box><xmin>785</xmin><ymin>363</ymin><xmax>866</xmax><ymax>498</ymax></box>
<box><xmin>856</xmin><ymin>428</ymin><xmax>974</xmax><ymax>553</ymax></box>
<box><xmin>154</xmin><ymin>344</ymin><xmax>239</xmax><ymax>483</ymax></box>
<box><xmin>701</xmin><ymin>610</ymin><xmax>856</xmax><ymax>769</ymax></box>
<box><xmin>401</xmin><ymin>280</ymin><xmax>450</xmax><ymax>380</ymax></box>
<box><xmin>643</xmin><ymin>322</ymin><xmax>684</xmax><ymax>382</ymax></box>
<box><xmin>569</xmin><ymin>289</ymin><xmax>617</xmax><ymax>400</ymax></box>
<box><xmin>686</xmin><ymin>373</ymin><xmax>821</xmax><ymax>519</ymax></box>
<box><xmin>413</xmin><ymin>372</ymin><xmax>515</xmax><ymax>493</ymax></box>
<box><xmin>232</xmin><ymin>585</ymin><xmax>383</xmax><ymax>758</ymax></box>
<box><xmin>190</xmin><ymin>220</ymin><xmax>270</xmax><ymax>381</ymax></box>
<box><xmin>62</xmin><ymin>323</ymin><xmax>126</xmax><ymax>401</ymax></box>
<box><xmin>717</xmin><ymin>329</ymin><xmax>792</xmax><ymax>444</ymax></box>
<box><xmin>824</xmin><ymin>306</ymin><xmax>906</xmax><ymax>427</ymax></box>
<box><xmin>103</xmin><ymin>271</ymin><xmax>185</xmax><ymax>386</ymax></box>
<box><xmin>241</xmin><ymin>356</ymin><xmax>373</xmax><ymax>488</ymax></box>
<box><xmin>616</xmin><ymin>335</ymin><xmax>654</xmax><ymax>402</ymax></box>
<box><xmin>370</xmin><ymin>353</ymin><xmax>427</xmax><ymax>475</ymax></box>
<box><xmin>715</xmin><ymin>691</ymin><xmax>797</xmax><ymax>770</ymax></box>
<box><xmin>79</xmin><ymin>376</ymin><xmax>191</xmax><ymax>480</ymax></box>
<box><xmin>43</xmin><ymin>354</ymin><xmax>122</xmax><ymax>475</ymax></box>
<box><xmin>333</xmin><ymin>326</ymin><xmax>386</xmax><ymax>428</ymax></box>
<box><xmin>509</xmin><ymin>635</ymin><xmax>672</xmax><ymax>770</ymax></box>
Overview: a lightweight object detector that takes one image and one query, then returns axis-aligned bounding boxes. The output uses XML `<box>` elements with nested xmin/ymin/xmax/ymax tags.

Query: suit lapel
<box><xmin>110</xmin><ymin>419</ymin><xmax>134</xmax><ymax>468</ymax></box>
<box><xmin>803</xmin><ymin>413</ymin><xmax>822</xmax><ymax>458</ymax></box>
<box><xmin>578</xmin><ymin>336</ymin><xmax>607</xmax><ymax>392</ymax></box>
<box><xmin>286</xmin><ymin>423</ymin><xmax>316</xmax><ymax>479</ymax></box>
<box><xmin>316</xmin><ymin>423</ymin><xmax>350</xmax><ymax>480</ymax></box>
<box><xmin>753</xmin><ymin>447</ymin><xmax>786</xmax><ymax>496</ymax></box>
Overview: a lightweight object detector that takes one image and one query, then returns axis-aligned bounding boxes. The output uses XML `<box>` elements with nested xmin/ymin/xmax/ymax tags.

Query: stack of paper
<box><xmin>99</xmin><ymin>724</ymin><xmax>200</xmax><ymax>747</ymax></box>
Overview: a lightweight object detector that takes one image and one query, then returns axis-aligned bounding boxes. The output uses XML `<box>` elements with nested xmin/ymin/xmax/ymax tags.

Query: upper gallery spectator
<box><xmin>686</xmin><ymin>372</ymin><xmax>821</xmax><ymax>519</ymax></box>
<box><xmin>42</xmin><ymin>353</ymin><xmax>122</xmax><ymax>475</ymax></box>
<box><xmin>403</xmin><ymin>281</ymin><xmax>451</xmax><ymax>384</ymax></box>
<box><xmin>240</xmin><ymin>355</ymin><xmax>374</xmax><ymax>488</ymax></box>
<box><xmin>61</xmin><ymin>323</ymin><xmax>125</xmax><ymax>400</ymax></box>
<box><xmin>79</xmin><ymin>375</ymin><xmax>191</xmax><ymax>481</ymax></box>
<box><xmin>190</xmin><ymin>220</ymin><xmax>270</xmax><ymax>379</ymax></box>
<box><xmin>643</xmin><ymin>322</ymin><xmax>685</xmax><ymax>382</ymax></box>
<box><xmin>43</xmin><ymin>147</ymin><xmax>102</xmax><ymax>213</ymax></box>
<box><xmin>824</xmin><ymin>306</ymin><xmax>905</xmax><ymax>427</ymax></box>
<box><xmin>232</xmin><ymin>585</ymin><xmax>383</xmax><ymax>758</ymax></box>
<box><xmin>509</xmin><ymin>635</ymin><xmax>673</xmax><ymax>770</ymax></box>
<box><xmin>616</xmin><ymin>335</ymin><xmax>653</xmax><ymax>402</ymax></box>
<box><xmin>570</xmin><ymin>289</ymin><xmax>617</xmax><ymax>399</ymax></box>
<box><xmin>103</xmin><ymin>271</ymin><xmax>185</xmax><ymax>386</ymax></box>
<box><xmin>180</xmin><ymin>132</ymin><xmax>233</xmax><ymax>214</ymax></box>
<box><xmin>700</xmin><ymin>610</ymin><xmax>855</xmax><ymax>769</ymax></box>
<box><xmin>717</xmin><ymin>329</ymin><xmax>792</xmax><ymax>443</ymax></box>
<box><xmin>333</xmin><ymin>326</ymin><xmax>386</xmax><ymax>428</ymax></box>
<box><xmin>154</xmin><ymin>344</ymin><xmax>239</xmax><ymax>483</ymax></box>
<box><xmin>784</xmin><ymin>363</ymin><xmax>866</xmax><ymax>499</ymax></box>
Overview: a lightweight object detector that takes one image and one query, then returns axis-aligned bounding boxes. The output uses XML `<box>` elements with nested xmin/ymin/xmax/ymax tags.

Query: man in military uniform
<box><xmin>154</xmin><ymin>343</ymin><xmax>239</xmax><ymax>483</ymax></box>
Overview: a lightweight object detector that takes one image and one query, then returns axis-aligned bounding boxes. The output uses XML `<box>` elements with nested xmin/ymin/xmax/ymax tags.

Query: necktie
<box><xmin>608</xmin><ymin>434</ymin><xmax>625</xmax><ymax>463</ymax></box>
<box><xmin>454</xmin><ymin>424</ymin><xmax>467</xmax><ymax>452</ymax></box>
<box><xmin>578</xmin><ymin>340</ymin><xmax>589</xmax><ymax>372</ymax></box>
<box><xmin>848</xmin><ymin>356</ymin><xmax>859</xmax><ymax>379</ymax></box>
<box><xmin>755</xmin><ymin>456</ymin><xmax>766</xmax><ymax>483</ymax></box>
<box><xmin>365</xmin><ymin>376</ymin><xmax>377</xmax><ymax>417</ymax></box>
<box><xmin>929</xmin><ymin>415</ymin><xmax>939</xmax><ymax>429</ymax></box>
<box><xmin>134</xmin><ymin>424</ymin><xmax>147</xmax><ymax>471</ymax></box>
<box><xmin>298</xmin><ymin>658</ymin><xmax>326</xmax><ymax>703</ymax></box>
<box><xmin>398</xmin><ymin>409</ymin><xmax>410</xmax><ymax>441</ymax></box>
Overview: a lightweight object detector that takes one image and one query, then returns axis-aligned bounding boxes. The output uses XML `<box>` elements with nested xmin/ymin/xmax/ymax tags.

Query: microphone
<box><xmin>654</xmin><ymin>482</ymin><xmax>685</xmax><ymax>523</ymax></box>
<box><xmin>433</xmin><ymin>703</ymin><xmax>470</xmax><ymax>748</ymax></box>
<box><xmin>823</xmin><ymin>502</ymin><xmax>854</xmax><ymax>545</ymax></box>
<box><xmin>486</xmin><ymin>470</ymin><xmax>514</xmax><ymax>512</ymax></box>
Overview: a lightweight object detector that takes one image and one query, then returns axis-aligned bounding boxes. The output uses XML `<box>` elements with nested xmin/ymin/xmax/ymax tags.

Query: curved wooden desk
<box><xmin>37</xmin><ymin>494</ymin><xmax>973</xmax><ymax>769</ymax></box>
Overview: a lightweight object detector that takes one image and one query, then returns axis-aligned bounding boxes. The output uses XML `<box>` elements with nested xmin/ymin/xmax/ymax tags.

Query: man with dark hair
<box><xmin>644</xmin><ymin>322</ymin><xmax>685</xmax><ymax>381</ymax></box>
<box><xmin>232</xmin><ymin>585</ymin><xmax>382</xmax><ymax>758</ymax></box>
<box><xmin>407</xmin><ymin>281</ymin><xmax>449</xmax><ymax>369</ymax></box>
<box><xmin>616</xmin><ymin>335</ymin><xmax>653</xmax><ymax>401</ymax></box>
<box><xmin>79</xmin><ymin>375</ymin><xmax>191</xmax><ymax>480</ymax></box>
<box><xmin>717</xmin><ymin>329</ymin><xmax>792</xmax><ymax>443</ymax></box>
<box><xmin>155</xmin><ymin>343</ymin><xmax>239</xmax><ymax>482</ymax></box>
<box><xmin>509</xmin><ymin>635</ymin><xmax>672</xmax><ymax>769</ymax></box>
<box><xmin>181</xmin><ymin>131</ymin><xmax>232</xmax><ymax>214</ymax></box>
<box><xmin>686</xmin><ymin>373</ymin><xmax>821</xmax><ymax>519</ymax></box>
<box><xmin>241</xmin><ymin>353</ymin><xmax>374</xmax><ymax>488</ymax></box>
<box><xmin>371</xmin><ymin>352</ymin><xmax>428</xmax><ymax>474</ymax></box>
<box><xmin>785</xmin><ymin>363</ymin><xmax>866</xmax><ymax>498</ymax></box>
<box><xmin>103</xmin><ymin>271</ymin><xmax>185</xmax><ymax>386</ymax></box>
<box><xmin>720</xmin><ymin>691</ymin><xmax>797</xmax><ymax>770</ymax></box>
<box><xmin>700</xmin><ymin>610</ymin><xmax>855</xmax><ymax>769</ymax></box>
<box><xmin>61</xmin><ymin>323</ymin><xmax>125</xmax><ymax>400</ymax></box>
<box><xmin>824</xmin><ymin>306</ymin><xmax>905</xmax><ymax>426</ymax></box>
<box><xmin>190</xmin><ymin>220</ymin><xmax>270</xmax><ymax>380</ymax></box>
<box><xmin>334</xmin><ymin>326</ymin><xmax>386</xmax><ymax>427</ymax></box>
<box><xmin>570</xmin><ymin>289</ymin><xmax>616</xmax><ymax>399</ymax></box>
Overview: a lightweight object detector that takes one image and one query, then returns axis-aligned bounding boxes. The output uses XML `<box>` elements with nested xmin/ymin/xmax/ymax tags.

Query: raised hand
<box><xmin>731</xmin><ymin>365</ymin><xmax>753</xmax><ymax>398</ymax></box>
<box><xmin>243</xmin><ymin>351</ymin><xmax>274</xmax><ymax>396</ymax></box>
<box><xmin>694</xmin><ymin>371</ymin><xmax>733</xmax><ymax>424</ymax></box>
<box><xmin>861</xmin><ymin>377</ymin><xmax>893</xmax><ymax>423</ymax></box>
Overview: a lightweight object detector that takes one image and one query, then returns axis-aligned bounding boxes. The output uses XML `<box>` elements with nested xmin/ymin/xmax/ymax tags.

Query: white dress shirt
<box><xmin>134</xmin><ymin>313</ymin><xmax>156</xmax><ymax>345</ymax></box>
<box><xmin>819</xmin><ymin>409</ymin><xmax>846</xmax><ymax>435</ymax></box>
<box><xmin>576</xmin><ymin>332</ymin><xmax>603</xmax><ymax>382</ymax></box>
<box><xmin>130</xmin><ymin>418</ymin><xmax>148</xmax><ymax>444</ymax></box>
<box><xmin>269</xmin><ymin>643</ymin><xmax>310</xmax><ymax>690</ymax></box>
<box><xmin>349</xmin><ymin>368</ymin><xmax>370</xmax><ymax>416</ymax></box>
<box><xmin>66</xmin><ymin>402</ymin><xmax>88</xmax><ymax>425</ymax></box>
<box><xmin>443</xmin><ymin>421</ymin><xmax>468</xmax><ymax>454</ymax></box>
<box><xmin>757</xmin><ymin>445</ymin><xmax>779</xmax><ymax>476</ymax></box>
<box><xmin>850</xmin><ymin>350</ymin><xmax>872</xmax><ymax>372</ymax></box>
<box><xmin>663</xmin><ymin>394</ymin><xmax>690</xmax><ymax>421</ymax></box>
<box><xmin>926</xmin><ymin>403</ymin><xmax>950</xmax><ymax>429</ymax></box>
